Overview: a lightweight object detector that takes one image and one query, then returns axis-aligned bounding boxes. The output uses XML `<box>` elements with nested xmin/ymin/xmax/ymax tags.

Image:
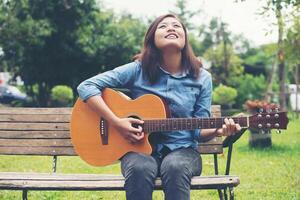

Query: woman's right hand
<box><xmin>112</xmin><ymin>117</ymin><xmax>144</xmax><ymax>144</ymax></box>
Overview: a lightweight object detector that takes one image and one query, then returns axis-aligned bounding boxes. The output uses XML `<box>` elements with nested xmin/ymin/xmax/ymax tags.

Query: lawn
<box><xmin>0</xmin><ymin>117</ymin><xmax>299</xmax><ymax>200</ymax></box>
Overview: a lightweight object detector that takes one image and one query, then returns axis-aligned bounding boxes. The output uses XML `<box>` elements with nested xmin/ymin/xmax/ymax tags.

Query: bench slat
<box><xmin>0</xmin><ymin>108</ymin><xmax>72</xmax><ymax>114</ymax></box>
<box><xmin>0</xmin><ymin>131</ymin><xmax>70</xmax><ymax>139</ymax></box>
<box><xmin>0</xmin><ymin>139</ymin><xmax>72</xmax><ymax>147</ymax></box>
<box><xmin>0</xmin><ymin>105</ymin><xmax>220</xmax><ymax>116</ymax></box>
<box><xmin>0</xmin><ymin>173</ymin><xmax>239</xmax><ymax>190</ymax></box>
<box><xmin>199</xmin><ymin>136</ymin><xmax>222</xmax><ymax>145</ymax></box>
<box><xmin>198</xmin><ymin>145</ymin><xmax>223</xmax><ymax>154</ymax></box>
<box><xmin>0</xmin><ymin>143</ymin><xmax>222</xmax><ymax>155</ymax></box>
<box><xmin>0</xmin><ymin>131</ymin><xmax>223</xmax><ymax>144</ymax></box>
<box><xmin>0</xmin><ymin>114</ymin><xmax>70</xmax><ymax>122</ymax></box>
<box><xmin>0</xmin><ymin>146</ymin><xmax>76</xmax><ymax>155</ymax></box>
<box><xmin>0</xmin><ymin>123</ymin><xmax>69</xmax><ymax>131</ymax></box>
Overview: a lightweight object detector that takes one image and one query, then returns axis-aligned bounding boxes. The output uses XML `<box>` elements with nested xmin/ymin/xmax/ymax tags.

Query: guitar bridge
<box><xmin>100</xmin><ymin>118</ymin><xmax>108</xmax><ymax>145</ymax></box>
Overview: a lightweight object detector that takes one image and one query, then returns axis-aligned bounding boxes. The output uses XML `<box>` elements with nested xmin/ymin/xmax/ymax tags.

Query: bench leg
<box><xmin>218</xmin><ymin>189</ymin><xmax>224</xmax><ymax>200</ymax></box>
<box><xmin>53</xmin><ymin>155</ymin><xmax>57</xmax><ymax>173</ymax></box>
<box><xmin>22</xmin><ymin>190</ymin><xmax>28</xmax><ymax>200</ymax></box>
<box><xmin>229</xmin><ymin>187</ymin><xmax>234</xmax><ymax>200</ymax></box>
<box><xmin>213</xmin><ymin>154</ymin><xmax>224</xmax><ymax>200</ymax></box>
<box><xmin>223</xmin><ymin>188</ymin><xmax>228</xmax><ymax>200</ymax></box>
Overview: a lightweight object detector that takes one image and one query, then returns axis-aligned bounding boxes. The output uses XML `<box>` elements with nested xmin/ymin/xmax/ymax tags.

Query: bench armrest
<box><xmin>222</xmin><ymin>128</ymin><xmax>247</xmax><ymax>148</ymax></box>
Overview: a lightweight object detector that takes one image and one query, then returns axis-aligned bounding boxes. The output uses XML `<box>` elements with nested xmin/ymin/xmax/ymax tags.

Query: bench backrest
<box><xmin>0</xmin><ymin>105</ymin><xmax>222</xmax><ymax>156</ymax></box>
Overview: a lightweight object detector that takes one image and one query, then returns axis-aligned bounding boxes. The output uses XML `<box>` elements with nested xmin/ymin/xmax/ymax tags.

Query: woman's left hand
<box><xmin>215</xmin><ymin>118</ymin><xmax>242</xmax><ymax>136</ymax></box>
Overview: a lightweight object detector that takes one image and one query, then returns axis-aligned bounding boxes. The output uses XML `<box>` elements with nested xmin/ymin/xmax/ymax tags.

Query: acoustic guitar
<box><xmin>70</xmin><ymin>88</ymin><xmax>288</xmax><ymax>167</ymax></box>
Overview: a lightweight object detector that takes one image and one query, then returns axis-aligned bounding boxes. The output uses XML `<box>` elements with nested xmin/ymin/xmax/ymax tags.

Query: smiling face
<box><xmin>154</xmin><ymin>17</ymin><xmax>186</xmax><ymax>52</ymax></box>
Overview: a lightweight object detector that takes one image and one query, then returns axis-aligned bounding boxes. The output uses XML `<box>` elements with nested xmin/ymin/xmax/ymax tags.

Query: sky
<box><xmin>103</xmin><ymin>0</ymin><xmax>278</xmax><ymax>46</ymax></box>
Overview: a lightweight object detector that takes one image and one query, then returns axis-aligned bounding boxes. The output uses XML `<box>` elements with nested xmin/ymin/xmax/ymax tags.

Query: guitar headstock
<box><xmin>249</xmin><ymin>109</ymin><xmax>289</xmax><ymax>130</ymax></box>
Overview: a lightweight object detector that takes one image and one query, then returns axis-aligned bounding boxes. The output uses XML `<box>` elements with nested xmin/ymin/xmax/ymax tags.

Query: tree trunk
<box><xmin>249</xmin><ymin>129</ymin><xmax>272</xmax><ymax>148</ymax></box>
<box><xmin>294</xmin><ymin>65</ymin><xmax>299</xmax><ymax>118</ymax></box>
<box><xmin>38</xmin><ymin>82</ymin><xmax>50</xmax><ymax>107</ymax></box>
<box><xmin>276</xmin><ymin>2</ymin><xmax>287</xmax><ymax>110</ymax></box>
<box><xmin>264</xmin><ymin>58</ymin><xmax>277</xmax><ymax>102</ymax></box>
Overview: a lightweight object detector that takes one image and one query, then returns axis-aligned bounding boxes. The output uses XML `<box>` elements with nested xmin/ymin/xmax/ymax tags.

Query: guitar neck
<box><xmin>143</xmin><ymin>117</ymin><xmax>249</xmax><ymax>132</ymax></box>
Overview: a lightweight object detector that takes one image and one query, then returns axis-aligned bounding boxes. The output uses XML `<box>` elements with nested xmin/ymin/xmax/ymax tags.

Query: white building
<box><xmin>289</xmin><ymin>84</ymin><xmax>300</xmax><ymax>112</ymax></box>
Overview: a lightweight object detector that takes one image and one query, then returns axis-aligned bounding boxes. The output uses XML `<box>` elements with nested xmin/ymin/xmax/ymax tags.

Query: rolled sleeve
<box><xmin>77</xmin><ymin>61</ymin><xmax>139</xmax><ymax>101</ymax></box>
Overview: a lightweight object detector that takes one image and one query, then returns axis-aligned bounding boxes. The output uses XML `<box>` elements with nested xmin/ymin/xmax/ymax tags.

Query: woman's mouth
<box><xmin>165</xmin><ymin>33</ymin><xmax>178</xmax><ymax>39</ymax></box>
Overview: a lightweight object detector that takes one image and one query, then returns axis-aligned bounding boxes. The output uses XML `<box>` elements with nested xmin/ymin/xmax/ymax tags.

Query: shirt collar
<box><xmin>159</xmin><ymin>66</ymin><xmax>189</xmax><ymax>78</ymax></box>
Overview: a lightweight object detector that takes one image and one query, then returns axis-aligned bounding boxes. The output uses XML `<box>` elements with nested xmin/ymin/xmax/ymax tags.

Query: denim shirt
<box><xmin>77</xmin><ymin>61</ymin><xmax>212</xmax><ymax>154</ymax></box>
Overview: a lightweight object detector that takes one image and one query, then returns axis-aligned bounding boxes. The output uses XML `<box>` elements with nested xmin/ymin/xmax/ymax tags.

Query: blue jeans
<box><xmin>121</xmin><ymin>147</ymin><xmax>202</xmax><ymax>200</ymax></box>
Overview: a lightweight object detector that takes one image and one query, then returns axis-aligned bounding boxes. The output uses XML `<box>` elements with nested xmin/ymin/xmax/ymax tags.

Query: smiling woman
<box><xmin>76</xmin><ymin>13</ymin><xmax>241</xmax><ymax>200</ymax></box>
<box><xmin>154</xmin><ymin>17</ymin><xmax>185</xmax><ymax>51</ymax></box>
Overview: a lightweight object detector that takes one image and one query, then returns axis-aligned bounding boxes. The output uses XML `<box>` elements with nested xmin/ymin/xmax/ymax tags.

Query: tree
<box><xmin>285</xmin><ymin>5</ymin><xmax>300</xmax><ymax>116</ymax></box>
<box><xmin>203</xmin><ymin>43</ymin><xmax>244</xmax><ymax>86</ymax></box>
<box><xmin>0</xmin><ymin>0</ymin><xmax>146</xmax><ymax>106</ymax></box>
<box><xmin>0</xmin><ymin>0</ymin><xmax>102</xmax><ymax>105</ymax></box>
<box><xmin>257</xmin><ymin>0</ymin><xmax>299</xmax><ymax>109</ymax></box>
<box><xmin>213</xmin><ymin>84</ymin><xmax>238</xmax><ymax>108</ymax></box>
<box><xmin>170</xmin><ymin>0</ymin><xmax>201</xmax><ymax>30</ymax></box>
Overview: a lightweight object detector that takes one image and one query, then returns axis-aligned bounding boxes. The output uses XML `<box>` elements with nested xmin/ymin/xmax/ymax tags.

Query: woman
<box><xmin>77</xmin><ymin>14</ymin><xmax>241</xmax><ymax>200</ymax></box>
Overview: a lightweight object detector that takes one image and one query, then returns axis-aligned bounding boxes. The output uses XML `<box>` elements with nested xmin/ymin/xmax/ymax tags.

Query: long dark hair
<box><xmin>134</xmin><ymin>14</ymin><xmax>202</xmax><ymax>83</ymax></box>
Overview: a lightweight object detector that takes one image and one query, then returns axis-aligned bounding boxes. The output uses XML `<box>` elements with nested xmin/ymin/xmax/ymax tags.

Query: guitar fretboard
<box><xmin>143</xmin><ymin>117</ymin><xmax>248</xmax><ymax>132</ymax></box>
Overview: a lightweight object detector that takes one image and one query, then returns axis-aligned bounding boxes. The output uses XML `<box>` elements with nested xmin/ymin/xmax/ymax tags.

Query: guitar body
<box><xmin>70</xmin><ymin>88</ymin><xmax>167</xmax><ymax>166</ymax></box>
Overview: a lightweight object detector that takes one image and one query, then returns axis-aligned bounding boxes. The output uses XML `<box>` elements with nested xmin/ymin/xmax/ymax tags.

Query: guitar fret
<box><xmin>144</xmin><ymin>116</ymin><xmax>251</xmax><ymax>133</ymax></box>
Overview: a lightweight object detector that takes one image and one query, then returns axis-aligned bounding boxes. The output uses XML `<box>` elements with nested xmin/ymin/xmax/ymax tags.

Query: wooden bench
<box><xmin>0</xmin><ymin>105</ymin><xmax>245</xmax><ymax>200</ymax></box>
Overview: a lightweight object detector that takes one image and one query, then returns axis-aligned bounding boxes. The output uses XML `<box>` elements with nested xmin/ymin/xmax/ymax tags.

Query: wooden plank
<box><xmin>0</xmin><ymin>108</ymin><xmax>72</xmax><ymax>114</ymax></box>
<box><xmin>211</xmin><ymin>105</ymin><xmax>221</xmax><ymax>117</ymax></box>
<box><xmin>0</xmin><ymin>146</ymin><xmax>76</xmax><ymax>156</ymax></box>
<box><xmin>0</xmin><ymin>173</ymin><xmax>239</xmax><ymax>190</ymax></box>
<box><xmin>0</xmin><ymin>131</ymin><xmax>70</xmax><ymax>139</ymax></box>
<box><xmin>0</xmin><ymin>145</ymin><xmax>222</xmax><ymax>156</ymax></box>
<box><xmin>0</xmin><ymin>105</ymin><xmax>220</xmax><ymax>116</ymax></box>
<box><xmin>197</xmin><ymin>145</ymin><xmax>223</xmax><ymax>154</ymax></box>
<box><xmin>0</xmin><ymin>114</ymin><xmax>70</xmax><ymax>122</ymax></box>
<box><xmin>0</xmin><ymin>123</ymin><xmax>69</xmax><ymax>131</ymax></box>
<box><xmin>0</xmin><ymin>173</ymin><xmax>124</xmax><ymax>181</ymax></box>
<box><xmin>0</xmin><ymin>139</ymin><xmax>72</xmax><ymax>147</ymax></box>
<box><xmin>199</xmin><ymin>136</ymin><xmax>223</xmax><ymax>145</ymax></box>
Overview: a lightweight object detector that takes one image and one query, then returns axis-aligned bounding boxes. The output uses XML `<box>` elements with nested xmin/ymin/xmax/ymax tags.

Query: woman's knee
<box><xmin>122</xmin><ymin>152</ymin><xmax>158</xmax><ymax>178</ymax></box>
<box><xmin>161</xmin><ymin>159</ymin><xmax>191</xmax><ymax>178</ymax></box>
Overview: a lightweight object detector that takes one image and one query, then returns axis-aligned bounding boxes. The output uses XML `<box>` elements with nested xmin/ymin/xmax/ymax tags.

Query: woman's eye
<box><xmin>158</xmin><ymin>25</ymin><xmax>166</xmax><ymax>29</ymax></box>
<box><xmin>174</xmin><ymin>24</ymin><xmax>181</xmax><ymax>28</ymax></box>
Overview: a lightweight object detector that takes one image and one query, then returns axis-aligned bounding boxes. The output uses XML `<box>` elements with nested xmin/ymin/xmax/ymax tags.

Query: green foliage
<box><xmin>188</xmin><ymin>34</ymin><xmax>204</xmax><ymax>57</ymax></box>
<box><xmin>284</xmin><ymin>6</ymin><xmax>300</xmax><ymax>83</ymax></box>
<box><xmin>204</xmin><ymin>43</ymin><xmax>244</xmax><ymax>85</ymax></box>
<box><xmin>212</xmin><ymin>84</ymin><xmax>238</xmax><ymax>107</ymax></box>
<box><xmin>229</xmin><ymin>74</ymin><xmax>268</xmax><ymax>107</ymax></box>
<box><xmin>50</xmin><ymin>85</ymin><xmax>73</xmax><ymax>107</ymax></box>
<box><xmin>0</xmin><ymin>0</ymin><xmax>145</xmax><ymax>106</ymax></box>
<box><xmin>170</xmin><ymin>0</ymin><xmax>201</xmax><ymax>30</ymax></box>
<box><xmin>242</xmin><ymin>43</ymin><xmax>277</xmax><ymax>76</ymax></box>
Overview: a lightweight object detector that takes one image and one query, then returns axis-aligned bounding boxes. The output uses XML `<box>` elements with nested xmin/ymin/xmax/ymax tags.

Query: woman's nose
<box><xmin>167</xmin><ymin>26</ymin><xmax>175</xmax><ymax>32</ymax></box>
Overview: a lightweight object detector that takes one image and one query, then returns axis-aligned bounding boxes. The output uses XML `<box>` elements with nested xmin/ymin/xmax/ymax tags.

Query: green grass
<box><xmin>0</xmin><ymin>117</ymin><xmax>299</xmax><ymax>200</ymax></box>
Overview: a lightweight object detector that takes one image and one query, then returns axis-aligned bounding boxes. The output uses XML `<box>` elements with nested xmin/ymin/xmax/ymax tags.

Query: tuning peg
<box><xmin>276</xmin><ymin>129</ymin><xmax>282</xmax><ymax>134</ymax></box>
<box><xmin>275</xmin><ymin>107</ymin><xmax>279</xmax><ymax>113</ymax></box>
<box><xmin>259</xmin><ymin>108</ymin><xmax>264</xmax><ymax>113</ymax></box>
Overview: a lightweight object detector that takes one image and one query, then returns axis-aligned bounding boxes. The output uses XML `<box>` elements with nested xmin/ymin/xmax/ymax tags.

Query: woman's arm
<box><xmin>77</xmin><ymin>62</ymin><xmax>144</xmax><ymax>143</ymax></box>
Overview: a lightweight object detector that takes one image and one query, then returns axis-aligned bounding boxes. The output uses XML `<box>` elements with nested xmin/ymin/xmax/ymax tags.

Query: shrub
<box><xmin>228</xmin><ymin>74</ymin><xmax>268</xmax><ymax>108</ymax></box>
<box><xmin>50</xmin><ymin>85</ymin><xmax>73</xmax><ymax>107</ymax></box>
<box><xmin>213</xmin><ymin>84</ymin><xmax>238</xmax><ymax>107</ymax></box>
